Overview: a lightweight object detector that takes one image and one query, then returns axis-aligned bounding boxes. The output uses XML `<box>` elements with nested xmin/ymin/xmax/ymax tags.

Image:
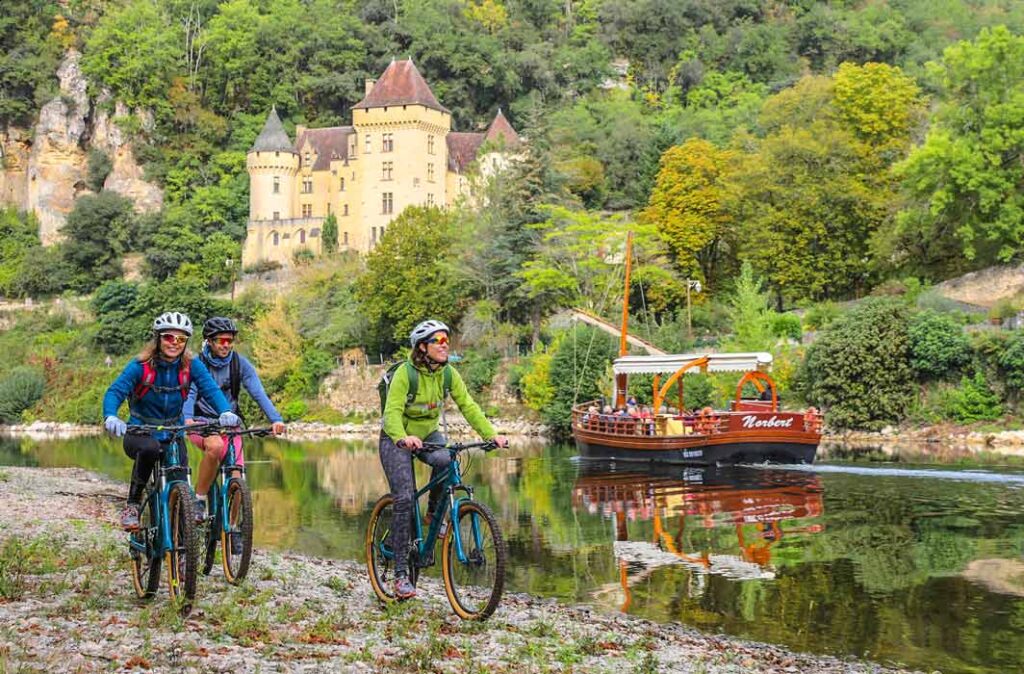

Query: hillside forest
<box><xmin>3</xmin><ymin>0</ymin><xmax>1024</xmax><ymax>433</ymax></box>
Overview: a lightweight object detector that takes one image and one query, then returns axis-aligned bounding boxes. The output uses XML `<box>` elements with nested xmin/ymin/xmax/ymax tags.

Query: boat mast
<box><xmin>615</xmin><ymin>231</ymin><xmax>633</xmax><ymax>409</ymax></box>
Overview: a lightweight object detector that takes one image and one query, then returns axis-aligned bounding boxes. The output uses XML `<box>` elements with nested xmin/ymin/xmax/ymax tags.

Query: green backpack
<box><xmin>378</xmin><ymin>361</ymin><xmax>452</xmax><ymax>414</ymax></box>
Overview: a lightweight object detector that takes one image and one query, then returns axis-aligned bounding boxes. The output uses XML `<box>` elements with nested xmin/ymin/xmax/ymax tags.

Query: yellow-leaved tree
<box><xmin>251</xmin><ymin>298</ymin><xmax>302</xmax><ymax>383</ymax></box>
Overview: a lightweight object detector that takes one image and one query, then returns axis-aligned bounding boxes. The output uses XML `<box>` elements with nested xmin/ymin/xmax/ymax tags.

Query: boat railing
<box><xmin>572</xmin><ymin>402</ymin><xmax>822</xmax><ymax>437</ymax></box>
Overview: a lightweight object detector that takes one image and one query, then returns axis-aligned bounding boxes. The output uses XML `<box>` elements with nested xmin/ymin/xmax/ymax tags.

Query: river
<box><xmin>2</xmin><ymin>434</ymin><xmax>1023</xmax><ymax>674</ymax></box>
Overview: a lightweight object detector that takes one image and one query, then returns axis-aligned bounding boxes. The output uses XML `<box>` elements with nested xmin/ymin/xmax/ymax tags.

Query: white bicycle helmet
<box><xmin>409</xmin><ymin>319</ymin><xmax>450</xmax><ymax>347</ymax></box>
<box><xmin>153</xmin><ymin>311</ymin><xmax>193</xmax><ymax>336</ymax></box>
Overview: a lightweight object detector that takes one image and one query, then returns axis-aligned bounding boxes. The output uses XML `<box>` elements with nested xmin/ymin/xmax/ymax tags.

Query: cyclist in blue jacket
<box><xmin>103</xmin><ymin>312</ymin><xmax>240</xmax><ymax>530</ymax></box>
<box><xmin>183</xmin><ymin>316</ymin><xmax>286</xmax><ymax>522</ymax></box>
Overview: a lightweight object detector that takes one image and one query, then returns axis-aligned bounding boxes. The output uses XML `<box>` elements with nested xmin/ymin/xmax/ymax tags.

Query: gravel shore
<box><xmin>0</xmin><ymin>466</ymin><xmax>920</xmax><ymax>674</ymax></box>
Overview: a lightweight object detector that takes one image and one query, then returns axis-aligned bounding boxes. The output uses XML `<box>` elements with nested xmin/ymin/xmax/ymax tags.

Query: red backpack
<box><xmin>131</xmin><ymin>359</ymin><xmax>192</xmax><ymax>403</ymax></box>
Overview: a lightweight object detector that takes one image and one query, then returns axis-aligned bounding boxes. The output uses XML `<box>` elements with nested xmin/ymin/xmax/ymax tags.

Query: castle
<box><xmin>243</xmin><ymin>59</ymin><xmax>520</xmax><ymax>267</ymax></box>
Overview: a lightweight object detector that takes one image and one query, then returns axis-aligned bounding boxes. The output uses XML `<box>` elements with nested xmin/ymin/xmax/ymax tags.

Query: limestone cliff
<box><xmin>0</xmin><ymin>50</ymin><xmax>162</xmax><ymax>243</ymax></box>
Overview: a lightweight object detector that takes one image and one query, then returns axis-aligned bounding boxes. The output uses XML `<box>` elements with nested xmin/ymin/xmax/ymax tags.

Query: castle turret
<box><xmin>243</xmin><ymin>107</ymin><xmax>300</xmax><ymax>266</ymax></box>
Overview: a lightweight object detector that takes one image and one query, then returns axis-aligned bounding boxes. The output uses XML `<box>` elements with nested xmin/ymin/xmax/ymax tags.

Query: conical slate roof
<box><xmin>353</xmin><ymin>59</ymin><xmax>450</xmax><ymax>114</ymax></box>
<box><xmin>251</xmin><ymin>107</ymin><xmax>295</xmax><ymax>153</ymax></box>
<box><xmin>485</xmin><ymin>109</ymin><xmax>520</xmax><ymax>146</ymax></box>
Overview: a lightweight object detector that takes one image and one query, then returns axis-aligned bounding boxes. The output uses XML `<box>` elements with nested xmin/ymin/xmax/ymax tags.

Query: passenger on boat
<box><xmin>582</xmin><ymin>404</ymin><xmax>599</xmax><ymax>428</ymax></box>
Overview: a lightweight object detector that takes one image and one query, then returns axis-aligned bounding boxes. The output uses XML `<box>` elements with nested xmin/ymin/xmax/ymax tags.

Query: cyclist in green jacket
<box><xmin>380</xmin><ymin>319</ymin><xmax>509</xmax><ymax>600</ymax></box>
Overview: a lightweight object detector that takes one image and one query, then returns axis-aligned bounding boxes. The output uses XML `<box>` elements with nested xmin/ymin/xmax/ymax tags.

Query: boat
<box><xmin>571</xmin><ymin>233</ymin><xmax>822</xmax><ymax>465</ymax></box>
<box><xmin>572</xmin><ymin>463</ymin><xmax>825</xmax><ymax>609</ymax></box>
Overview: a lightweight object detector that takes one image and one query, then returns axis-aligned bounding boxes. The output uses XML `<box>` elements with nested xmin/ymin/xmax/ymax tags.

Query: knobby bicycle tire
<box><xmin>366</xmin><ymin>494</ymin><xmax>419</xmax><ymax>603</ymax></box>
<box><xmin>166</xmin><ymin>482</ymin><xmax>199</xmax><ymax>613</ymax></box>
<box><xmin>129</xmin><ymin>487</ymin><xmax>162</xmax><ymax>599</ymax></box>
<box><xmin>220</xmin><ymin>477</ymin><xmax>253</xmax><ymax>585</ymax></box>
<box><xmin>441</xmin><ymin>500</ymin><xmax>506</xmax><ymax>620</ymax></box>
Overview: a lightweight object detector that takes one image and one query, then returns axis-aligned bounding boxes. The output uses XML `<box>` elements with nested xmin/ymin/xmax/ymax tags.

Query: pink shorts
<box><xmin>188</xmin><ymin>432</ymin><xmax>244</xmax><ymax>466</ymax></box>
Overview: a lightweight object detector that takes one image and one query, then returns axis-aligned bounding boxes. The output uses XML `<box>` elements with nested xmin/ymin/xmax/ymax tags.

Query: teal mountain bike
<box><xmin>201</xmin><ymin>427</ymin><xmax>271</xmax><ymax>584</ymax></box>
<box><xmin>366</xmin><ymin>440</ymin><xmax>507</xmax><ymax>620</ymax></box>
<box><xmin>126</xmin><ymin>423</ymin><xmax>214</xmax><ymax>613</ymax></box>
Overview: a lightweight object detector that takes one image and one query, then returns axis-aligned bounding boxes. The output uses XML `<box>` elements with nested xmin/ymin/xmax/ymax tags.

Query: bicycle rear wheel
<box><xmin>441</xmin><ymin>500</ymin><xmax>506</xmax><ymax>620</ymax></box>
<box><xmin>166</xmin><ymin>482</ymin><xmax>199</xmax><ymax>613</ymax></box>
<box><xmin>220</xmin><ymin>477</ymin><xmax>253</xmax><ymax>585</ymax></box>
<box><xmin>202</xmin><ymin>483</ymin><xmax>221</xmax><ymax>576</ymax></box>
<box><xmin>129</xmin><ymin>488</ymin><xmax>161</xmax><ymax>599</ymax></box>
<box><xmin>366</xmin><ymin>494</ymin><xmax>419</xmax><ymax>603</ymax></box>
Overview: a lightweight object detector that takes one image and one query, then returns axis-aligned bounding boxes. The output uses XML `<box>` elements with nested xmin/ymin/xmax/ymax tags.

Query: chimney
<box><xmin>365</xmin><ymin>79</ymin><xmax>376</xmax><ymax>96</ymax></box>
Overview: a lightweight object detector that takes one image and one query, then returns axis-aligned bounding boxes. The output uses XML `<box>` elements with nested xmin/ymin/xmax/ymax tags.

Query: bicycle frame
<box><xmin>128</xmin><ymin>432</ymin><xmax>192</xmax><ymax>561</ymax></box>
<box><xmin>212</xmin><ymin>434</ymin><xmax>246</xmax><ymax>537</ymax></box>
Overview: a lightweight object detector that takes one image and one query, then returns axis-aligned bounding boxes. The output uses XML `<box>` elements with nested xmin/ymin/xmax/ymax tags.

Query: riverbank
<box><xmin>0</xmin><ymin>466</ymin><xmax>916</xmax><ymax>674</ymax></box>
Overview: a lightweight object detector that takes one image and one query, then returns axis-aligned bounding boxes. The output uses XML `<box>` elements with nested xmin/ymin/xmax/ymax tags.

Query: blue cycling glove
<box><xmin>104</xmin><ymin>416</ymin><xmax>127</xmax><ymax>437</ymax></box>
<box><xmin>219</xmin><ymin>411</ymin><xmax>241</xmax><ymax>427</ymax></box>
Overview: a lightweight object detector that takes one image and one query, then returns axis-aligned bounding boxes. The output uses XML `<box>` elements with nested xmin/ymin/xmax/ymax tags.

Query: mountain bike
<box><xmin>126</xmin><ymin>423</ymin><xmax>214</xmax><ymax>614</ymax></box>
<box><xmin>366</xmin><ymin>440</ymin><xmax>507</xmax><ymax>620</ymax></box>
<box><xmin>200</xmin><ymin>427</ymin><xmax>272</xmax><ymax>584</ymax></box>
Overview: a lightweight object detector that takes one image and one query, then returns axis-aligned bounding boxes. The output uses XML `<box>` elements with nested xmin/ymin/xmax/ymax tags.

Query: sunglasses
<box><xmin>160</xmin><ymin>333</ymin><xmax>189</xmax><ymax>346</ymax></box>
<box><xmin>426</xmin><ymin>334</ymin><xmax>449</xmax><ymax>346</ymax></box>
<box><xmin>211</xmin><ymin>336</ymin><xmax>235</xmax><ymax>346</ymax></box>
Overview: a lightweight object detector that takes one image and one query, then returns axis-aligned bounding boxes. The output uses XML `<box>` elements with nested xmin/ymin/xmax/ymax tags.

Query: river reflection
<box><xmin>3</xmin><ymin>434</ymin><xmax>1024</xmax><ymax>674</ymax></box>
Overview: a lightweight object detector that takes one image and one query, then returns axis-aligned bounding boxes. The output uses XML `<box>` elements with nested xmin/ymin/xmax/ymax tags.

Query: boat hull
<box><xmin>573</xmin><ymin>430</ymin><xmax>818</xmax><ymax>466</ymax></box>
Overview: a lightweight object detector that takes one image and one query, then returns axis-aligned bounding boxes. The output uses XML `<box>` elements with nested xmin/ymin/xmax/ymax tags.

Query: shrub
<box><xmin>458</xmin><ymin>348</ymin><xmax>501</xmax><ymax>396</ymax></box>
<box><xmin>801</xmin><ymin>302</ymin><xmax>839</xmax><ymax>331</ymax></box>
<box><xmin>520</xmin><ymin>346</ymin><xmax>554</xmax><ymax>412</ymax></box>
<box><xmin>243</xmin><ymin>259</ymin><xmax>282</xmax><ymax>275</ymax></box>
<box><xmin>908</xmin><ymin>310</ymin><xmax>971</xmax><ymax>381</ymax></box>
<box><xmin>0</xmin><ymin>367</ymin><xmax>45</xmax><ymax>423</ymax></box>
<box><xmin>542</xmin><ymin>327</ymin><xmax>617</xmax><ymax>436</ymax></box>
<box><xmin>945</xmin><ymin>372</ymin><xmax>1003</xmax><ymax>423</ymax></box>
<box><xmin>997</xmin><ymin>331</ymin><xmax>1024</xmax><ymax>392</ymax></box>
<box><xmin>770</xmin><ymin>313</ymin><xmax>802</xmax><ymax>341</ymax></box>
<box><xmin>280</xmin><ymin>399</ymin><xmax>308</xmax><ymax>421</ymax></box>
<box><xmin>989</xmin><ymin>298</ymin><xmax>1018</xmax><ymax>321</ymax></box>
<box><xmin>799</xmin><ymin>298</ymin><xmax>914</xmax><ymax>430</ymax></box>
<box><xmin>292</xmin><ymin>248</ymin><xmax>315</xmax><ymax>266</ymax></box>
<box><xmin>86</xmin><ymin>149</ymin><xmax>112</xmax><ymax>192</ymax></box>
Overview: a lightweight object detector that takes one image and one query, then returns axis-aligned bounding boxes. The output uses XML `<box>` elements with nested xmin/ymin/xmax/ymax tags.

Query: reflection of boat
<box><xmin>573</xmin><ymin>463</ymin><xmax>825</xmax><ymax>610</ymax></box>
<box><xmin>570</xmin><ymin>233</ymin><xmax>822</xmax><ymax>465</ymax></box>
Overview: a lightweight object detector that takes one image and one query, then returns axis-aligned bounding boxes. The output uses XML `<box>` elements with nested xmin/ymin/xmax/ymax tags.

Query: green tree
<box><xmin>892</xmin><ymin>26</ymin><xmax>1024</xmax><ymax>274</ymax></box>
<box><xmin>724</xmin><ymin>262</ymin><xmax>774</xmax><ymax>351</ymax></box>
<box><xmin>355</xmin><ymin>207</ymin><xmax>461</xmax><ymax>352</ymax></box>
<box><xmin>321</xmin><ymin>214</ymin><xmax>339</xmax><ymax>254</ymax></box>
<box><xmin>542</xmin><ymin>326</ymin><xmax>617</xmax><ymax>436</ymax></box>
<box><xmin>86</xmin><ymin>149</ymin><xmax>113</xmax><ymax>192</ymax></box>
<box><xmin>0</xmin><ymin>209</ymin><xmax>42</xmax><ymax>298</ymax></box>
<box><xmin>800</xmin><ymin>298</ymin><xmax>915</xmax><ymax>430</ymax></box>
<box><xmin>640</xmin><ymin>138</ymin><xmax>737</xmax><ymax>289</ymax></box>
<box><xmin>0</xmin><ymin>0</ymin><xmax>60</xmax><ymax>126</ymax></box>
<box><xmin>907</xmin><ymin>310</ymin><xmax>972</xmax><ymax>381</ymax></box>
<box><xmin>946</xmin><ymin>371</ymin><xmax>1003</xmax><ymax>423</ymax></box>
<box><xmin>62</xmin><ymin>192</ymin><xmax>135</xmax><ymax>291</ymax></box>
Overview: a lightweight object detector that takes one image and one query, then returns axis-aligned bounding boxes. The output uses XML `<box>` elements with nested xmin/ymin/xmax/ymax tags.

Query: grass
<box><xmin>204</xmin><ymin>586</ymin><xmax>275</xmax><ymax>645</ymax></box>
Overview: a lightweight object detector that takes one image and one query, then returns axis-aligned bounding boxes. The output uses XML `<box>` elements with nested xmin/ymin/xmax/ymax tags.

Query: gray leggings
<box><xmin>378</xmin><ymin>430</ymin><xmax>451</xmax><ymax>576</ymax></box>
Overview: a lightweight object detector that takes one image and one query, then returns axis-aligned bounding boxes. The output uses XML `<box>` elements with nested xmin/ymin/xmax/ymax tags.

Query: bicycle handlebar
<box><xmin>402</xmin><ymin>440</ymin><xmax>500</xmax><ymax>453</ymax></box>
<box><xmin>126</xmin><ymin>422</ymin><xmax>220</xmax><ymax>436</ymax></box>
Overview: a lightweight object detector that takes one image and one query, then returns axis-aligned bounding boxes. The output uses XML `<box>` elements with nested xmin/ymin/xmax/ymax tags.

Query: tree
<box><xmin>354</xmin><ymin>206</ymin><xmax>461</xmax><ymax>352</ymax></box>
<box><xmin>252</xmin><ymin>298</ymin><xmax>303</xmax><ymax>382</ymax></box>
<box><xmin>86</xmin><ymin>150</ymin><xmax>113</xmax><ymax>192</ymax></box>
<box><xmin>893</xmin><ymin>26</ymin><xmax>1024</xmax><ymax>274</ymax></box>
<box><xmin>724</xmin><ymin>262</ymin><xmax>774</xmax><ymax>351</ymax></box>
<box><xmin>542</xmin><ymin>326</ymin><xmax>617</xmax><ymax>436</ymax></box>
<box><xmin>907</xmin><ymin>310</ymin><xmax>971</xmax><ymax>381</ymax></box>
<box><xmin>62</xmin><ymin>192</ymin><xmax>135</xmax><ymax>291</ymax></box>
<box><xmin>0</xmin><ymin>209</ymin><xmax>42</xmax><ymax>298</ymax></box>
<box><xmin>321</xmin><ymin>214</ymin><xmax>339</xmax><ymax>254</ymax></box>
<box><xmin>639</xmin><ymin>138</ymin><xmax>737</xmax><ymax>289</ymax></box>
<box><xmin>799</xmin><ymin>298</ymin><xmax>915</xmax><ymax>430</ymax></box>
<box><xmin>0</xmin><ymin>0</ymin><xmax>60</xmax><ymax>126</ymax></box>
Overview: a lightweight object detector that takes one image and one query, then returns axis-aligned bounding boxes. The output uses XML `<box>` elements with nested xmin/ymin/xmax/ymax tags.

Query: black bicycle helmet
<box><xmin>202</xmin><ymin>316</ymin><xmax>238</xmax><ymax>340</ymax></box>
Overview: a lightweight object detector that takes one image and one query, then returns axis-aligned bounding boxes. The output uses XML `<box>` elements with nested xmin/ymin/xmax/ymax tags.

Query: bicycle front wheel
<box><xmin>366</xmin><ymin>494</ymin><xmax>418</xmax><ymax>603</ymax></box>
<box><xmin>202</xmin><ymin>487</ymin><xmax>220</xmax><ymax>576</ymax></box>
<box><xmin>166</xmin><ymin>482</ymin><xmax>199</xmax><ymax>612</ymax></box>
<box><xmin>221</xmin><ymin>477</ymin><xmax>253</xmax><ymax>585</ymax></box>
<box><xmin>129</xmin><ymin>488</ymin><xmax>161</xmax><ymax>599</ymax></box>
<box><xmin>441</xmin><ymin>500</ymin><xmax>506</xmax><ymax>620</ymax></box>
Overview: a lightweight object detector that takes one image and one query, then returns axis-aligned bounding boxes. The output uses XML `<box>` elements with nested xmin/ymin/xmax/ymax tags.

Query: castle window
<box><xmin>340</xmin><ymin>177</ymin><xmax>345</xmax><ymax>191</ymax></box>
<box><xmin>301</xmin><ymin>178</ymin><xmax>312</xmax><ymax>194</ymax></box>
<box><xmin>302</xmin><ymin>204</ymin><xmax>312</xmax><ymax>217</ymax></box>
<box><xmin>365</xmin><ymin>135</ymin><xmax>372</xmax><ymax>154</ymax></box>
<box><xmin>327</xmin><ymin>203</ymin><xmax>332</xmax><ymax>215</ymax></box>
<box><xmin>272</xmin><ymin>231</ymin><xmax>280</xmax><ymax>246</ymax></box>
<box><xmin>382</xmin><ymin>192</ymin><xmax>393</xmax><ymax>214</ymax></box>
<box><xmin>427</xmin><ymin>134</ymin><xmax>435</xmax><ymax>155</ymax></box>
<box><xmin>382</xmin><ymin>133</ymin><xmax>393</xmax><ymax>152</ymax></box>
<box><xmin>273</xmin><ymin>176</ymin><xmax>280</xmax><ymax>194</ymax></box>
<box><xmin>304</xmin><ymin>151</ymin><xmax>311</xmax><ymax>165</ymax></box>
<box><xmin>343</xmin><ymin>204</ymin><xmax>349</xmax><ymax>216</ymax></box>
<box><xmin>427</xmin><ymin>194</ymin><xmax>435</xmax><ymax>207</ymax></box>
<box><xmin>349</xmin><ymin>137</ymin><xmax>356</xmax><ymax>156</ymax></box>
<box><xmin>310</xmin><ymin>228</ymin><xmax>320</xmax><ymax>237</ymax></box>
<box><xmin>371</xmin><ymin>226</ymin><xmax>377</xmax><ymax>244</ymax></box>
<box><xmin>343</xmin><ymin>231</ymin><xmax>349</xmax><ymax>246</ymax></box>
<box><xmin>427</xmin><ymin>163</ymin><xmax>435</xmax><ymax>183</ymax></box>
<box><xmin>382</xmin><ymin>161</ymin><xmax>393</xmax><ymax>181</ymax></box>
<box><xmin>299</xmin><ymin>229</ymin><xmax>306</xmax><ymax>244</ymax></box>
<box><xmin>273</xmin><ymin>211</ymin><xmax>280</xmax><ymax>220</ymax></box>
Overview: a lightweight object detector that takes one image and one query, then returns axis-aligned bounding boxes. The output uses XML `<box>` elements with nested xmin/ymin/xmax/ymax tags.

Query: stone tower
<box><xmin>244</xmin><ymin>107</ymin><xmax>300</xmax><ymax>264</ymax></box>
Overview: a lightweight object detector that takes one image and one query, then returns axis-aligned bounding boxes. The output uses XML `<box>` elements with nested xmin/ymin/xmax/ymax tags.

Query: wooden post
<box><xmin>615</xmin><ymin>232</ymin><xmax>634</xmax><ymax>409</ymax></box>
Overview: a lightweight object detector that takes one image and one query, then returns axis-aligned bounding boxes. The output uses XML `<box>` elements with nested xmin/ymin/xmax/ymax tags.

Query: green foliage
<box><xmin>908</xmin><ymin>310</ymin><xmax>972</xmax><ymax>381</ymax></box>
<box><xmin>520</xmin><ymin>344</ymin><xmax>555</xmax><ymax>413</ymax></box>
<box><xmin>0</xmin><ymin>367</ymin><xmax>45</xmax><ymax>423</ymax></box>
<box><xmin>62</xmin><ymin>192</ymin><xmax>135</xmax><ymax>292</ymax></box>
<box><xmin>86</xmin><ymin>149</ymin><xmax>113</xmax><ymax>192</ymax></box>
<box><xmin>321</xmin><ymin>214</ymin><xmax>338</xmax><ymax>254</ymax></box>
<box><xmin>355</xmin><ymin>207</ymin><xmax>461</xmax><ymax>353</ymax></box>
<box><xmin>997</xmin><ymin>331</ymin><xmax>1024</xmax><ymax>392</ymax></box>
<box><xmin>457</xmin><ymin>348</ymin><xmax>501</xmax><ymax>396</ymax></box>
<box><xmin>800</xmin><ymin>298</ymin><xmax>915</xmax><ymax>430</ymax></box>
<box><xmin>542</xmin><ymin>326</ymin><xmax>617</xmax><ymax>436</ymax></box>
<box><xmin>724</xmin><ymin>262</ymin><xmax>774</xmax><ymax>351</ymax></box>
<box><xmin>0</xmin><ymin>0</ymin><xmax>60</xmax><ymax>126</ymax></box>
<box><xmin>945</xmin><ymin>372</ymin><xmax>1003</xmax><ymax>423</ymax></box>
<box><xmin>770</xmin><ymin>313</ymin><xmax>802</xmax><ymax>342</ymax></box>
<box><xmin>0</xmin><ymin>208</ymin><xmax>43</xmax><ymax>298</ymax></box>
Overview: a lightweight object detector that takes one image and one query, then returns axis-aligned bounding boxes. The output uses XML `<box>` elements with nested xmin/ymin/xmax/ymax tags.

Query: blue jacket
<box><xmin>182</xmin><ymin>346</ymin><xmax>283</xmax><ymax>424</ymax></box>
<box><xmin>103</xmin><ymin>356</ymin><xmax>231</xmax><ymax>434</ymax></box>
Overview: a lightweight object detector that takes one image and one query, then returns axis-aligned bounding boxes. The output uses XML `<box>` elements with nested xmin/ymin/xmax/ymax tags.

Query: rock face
<box><xmin>1</xmin><ymin>50</ymin><xmax>163</xmax><ymax>242</ymax></box>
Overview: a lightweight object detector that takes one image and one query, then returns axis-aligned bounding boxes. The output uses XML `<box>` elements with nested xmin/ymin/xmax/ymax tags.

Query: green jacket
<box><xmin>383</xmin><ymin>362</ymin><xmax>496</xmax><ymax>442</ymax></box>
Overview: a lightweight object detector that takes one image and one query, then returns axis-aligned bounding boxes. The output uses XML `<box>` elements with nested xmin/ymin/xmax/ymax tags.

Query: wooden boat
<box><xmin>571</xmin><ymin>233</ymin><xmax>822</xmax><ymax>465</ymax></box>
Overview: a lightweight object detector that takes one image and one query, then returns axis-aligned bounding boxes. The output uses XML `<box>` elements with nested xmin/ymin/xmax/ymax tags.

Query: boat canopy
<box><xmin>612</xmin><ymin>352</ymin><xmax>772</xmax><ymax>375</ymax></box>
